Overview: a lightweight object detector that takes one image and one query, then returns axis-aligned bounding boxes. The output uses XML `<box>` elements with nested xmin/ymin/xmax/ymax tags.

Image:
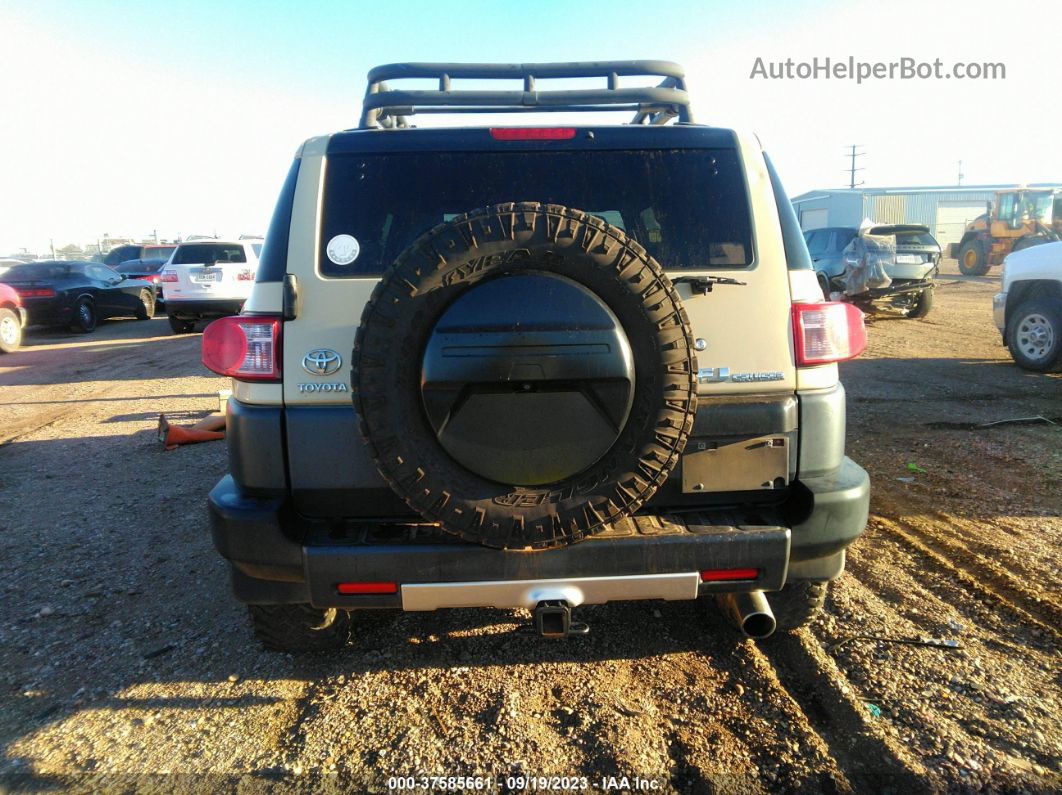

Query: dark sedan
<box><xmin>102</xmin><ymin>244</ymin><xmax>143</xmax><ymax>268</ymax></box>
<box><xmin>0</xmin><ymin>261</ymin><xmax>156</xmax><ymax>333</ymax></box>
<box><xmin>117</xmin><ymin>245</ymin><xmax>177</xmax><ymax>307</ymax></box>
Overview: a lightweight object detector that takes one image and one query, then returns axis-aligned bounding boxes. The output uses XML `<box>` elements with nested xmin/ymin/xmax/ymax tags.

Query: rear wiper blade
<box><xmin>671</xmin><ymin>275</ymin><xmax>747</xmax><ymax>294</ymax></box>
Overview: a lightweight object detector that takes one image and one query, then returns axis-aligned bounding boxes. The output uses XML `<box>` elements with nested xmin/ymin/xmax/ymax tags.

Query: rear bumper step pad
<box><xmin>402</xmin><ymin>572</ymin><xmax>701</xmax><ymax>611</ymax></box>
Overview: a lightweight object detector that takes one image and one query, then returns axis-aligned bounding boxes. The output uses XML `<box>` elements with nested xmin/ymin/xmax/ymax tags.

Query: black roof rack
<box><xmin>359</xmin><ymin>61</ymin><xmax>693</xmax><ymax>129</ymax></box>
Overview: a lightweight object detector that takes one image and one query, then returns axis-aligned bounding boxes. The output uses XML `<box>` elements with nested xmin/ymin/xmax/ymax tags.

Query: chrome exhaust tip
<box><xmin>716</xmin><ymin>591</ymin><xmax>777</xmax><ymax>639</ymax></box>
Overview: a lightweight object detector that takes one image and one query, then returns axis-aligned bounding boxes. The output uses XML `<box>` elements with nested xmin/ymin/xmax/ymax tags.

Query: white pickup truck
<box><xmin>994</xmin><ymin>241</ymin><xmax>1062</xmax><ymax>371</ymax></box>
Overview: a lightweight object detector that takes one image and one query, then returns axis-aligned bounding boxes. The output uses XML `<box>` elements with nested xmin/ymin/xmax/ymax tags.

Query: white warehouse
<box><xmin>790</xmin><ymin>184</ymin><xmax>1062</xmax><ymax>251</ymax></box>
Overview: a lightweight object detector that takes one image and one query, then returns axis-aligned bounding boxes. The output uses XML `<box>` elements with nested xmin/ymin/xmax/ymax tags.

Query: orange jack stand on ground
<box><xmin>158</xmin><ymin>413</ymin><xmax>226</xmax><ymax>451</ymax></box>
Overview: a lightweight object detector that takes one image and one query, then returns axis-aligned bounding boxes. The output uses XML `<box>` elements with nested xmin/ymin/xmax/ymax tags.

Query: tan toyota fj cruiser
<box><xmin>203</xmin><ymin>61</ymin><xmax>870</xmax><ymax>650</ymax></box>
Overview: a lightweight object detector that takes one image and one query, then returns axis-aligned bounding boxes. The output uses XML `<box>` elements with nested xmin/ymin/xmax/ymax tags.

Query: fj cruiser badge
<box><xmin>698</xmin><ymin>367</ymin><xmax>784</xmax><ymax>383</ymax></box>
<box><xmin>303</xmin><ymin>349</ymin><xmax>342</xmax><ymax>376</ymax></box>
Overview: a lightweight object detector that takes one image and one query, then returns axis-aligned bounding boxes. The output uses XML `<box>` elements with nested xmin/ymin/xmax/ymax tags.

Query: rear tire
<box><xmin>958</xmin><ymin>239</ymin><xmax>989</xmax><ymax>276</ymax></box>
<box><xmin>906</xmin><ymin>287</ymin><xmax>934</xmax><ymax>319</ymax></box>
<box><xmin>0</xmin><ymin>308</ymin><xmax>22</xmax><ymax>353</ymax></box>
<box><xmin>248</xmin><ymin>604</ymin><xmax>352</xmax><ymax>652</ymax></box>
<box><xmin>168</xmin><ymin>314</ymin><xmax>196</xmax><ymax>334</ymax></box>
<box><xmin>135</xmin><ymin>290</ymin><xmax>154</xmax><ymax>320</ymax></box>
<box><xmin>770</xmin><ymin>581</ymin><xmax>829</xmax><ymax>631</ymax></box>
<box><xmin>1006</xmin><ymin>297</ymin><xmax>1062</xmax><ymax>372</ymax></box>
<box><xmin>70</xmin><ymin>298</ymin><xmax>97</xmax><ymax>333</ymax></box>
<box><xmin>1011</xmin><ymin>235</ymin><xmax>1051</xmax><ymax>253</ymax></box>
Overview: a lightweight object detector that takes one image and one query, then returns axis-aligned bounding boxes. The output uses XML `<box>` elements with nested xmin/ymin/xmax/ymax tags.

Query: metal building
<box><xmin>790</xmin><ymin>184</ymin><xmax>1062</xmax><ymax>251</ymax></box>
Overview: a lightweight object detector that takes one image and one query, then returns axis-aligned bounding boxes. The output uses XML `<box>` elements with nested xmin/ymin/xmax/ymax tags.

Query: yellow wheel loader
<box><xmin>950</xmin><ymin>187</ymin><xmax>1062</xmax><ymax>276</ymax></box>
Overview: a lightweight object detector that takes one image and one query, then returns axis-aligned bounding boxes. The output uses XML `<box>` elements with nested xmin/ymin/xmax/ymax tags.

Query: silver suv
<box><xmin>202</xmin><ymin>61</ymin><xmax>871</xmax><ymax>651</ymax></box>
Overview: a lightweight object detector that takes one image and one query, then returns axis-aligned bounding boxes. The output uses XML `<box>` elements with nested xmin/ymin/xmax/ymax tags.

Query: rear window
<box><xmin>2</xmin><ymin>263</ymin><xmax>75</xmax><ymax>280</ymax></box>
<box><xmin>142</xmin><ymin>246</ymin><xmax>176</xmax><ymax>261</ymax></box>
<box><xmin>172</xmin><ymin>244</ymin><xmax>247</xmax><ymax>265</ymax></box>
<box><xmin>895</xmin><ymin>231</ymin><xmax>937</xmax><ymax>246</ymax></box>
<box><xmin>319</xmin><ymin>150</ymin><xmax>753</xmax><ymax>277</ymax></box>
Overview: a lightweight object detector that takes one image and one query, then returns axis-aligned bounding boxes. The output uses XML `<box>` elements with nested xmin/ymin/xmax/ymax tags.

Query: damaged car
<box><xmin>806</xmin><ymin>223</ymin><xmax>939</xmax><ymax>318</ymax></box>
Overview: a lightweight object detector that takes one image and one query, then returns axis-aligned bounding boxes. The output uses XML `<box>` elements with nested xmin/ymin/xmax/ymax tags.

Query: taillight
<box><xmin>148</xmin><ymin>274</ymin><xmax>160</xmax><ymax>284</ymax></box>
<box><xmin>336</xmin><ymin>582</ymin><xmax>398</xmax><ymax>595</ymax></box>
<box><xmin>16</xmin><ymin>287</ymin><xmax>55</xmax><ymax>298</ymax></box>
<box><xmin>792</xmin><ymin>302</ymin><xmax>867</xmax><ymax>366</ymax></box>
<box><xmin>700</xmin><ymin>568</ymin><xmax>759</xmax><ymax>582</ymax></box>
<box><xmin>489</xmin><ymin>127</ymin><xmax>577</xmax><ymax>140</ymax></box>
<box><xmin>160</xmin><ymin>269</ymin><xmax>178</xmax><ymax>283</ymax></box>
<box><xmin>235</xmin><ymin>269</ymin><xmax>255</xmax><ymax>281</ymax></box>
<box><xmin>201</xmin><ymin>316</ymin><xmax>281</xmax><ymax>381</ymax></box>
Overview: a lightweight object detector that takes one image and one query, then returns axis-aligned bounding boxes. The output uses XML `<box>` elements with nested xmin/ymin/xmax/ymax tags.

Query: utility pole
<box><xmin>153</xmin><ymin>228</ymin><xmax>159</xmax><ymax>244</ymax></box>
<box><xmin>957</xmin><ymin>160</ymin><xmax>964</xmax><ymax>186</ymax></box>
<box><xmin>49</xmin><ymin>238</ymin><xmax>56</xmax><ymax>259</ymax></box>
<box><xmin>845</xmin><ymin>145</ymin><xmax>865</xmax><ymax>189</ymax></box>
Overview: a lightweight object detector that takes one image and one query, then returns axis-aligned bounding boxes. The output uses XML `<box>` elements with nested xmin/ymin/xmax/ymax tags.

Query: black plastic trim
<box><xmin>788</xmin><ymin>457</ymin><xmax>869</xmax><ymax>561</ymax></box>
<box><xmin>692</xmin><ymin>394</ymin><xmax>797</xmax><ymax>436</ymax></box>
<box><xmin>226</xmin><ymin>399</ymin><xmax>286</xmax><ymax>495</ymax></box>
<box><xmin>764</xmin><ymin>152</ymin><xmax>814</xmax><ymax>271</ymax></box>
<box><xmin>208</xmin><ymin>455</ymin><xmax>869</xmax><ymax>606</ymax></box>
<box><xmin>284</xmin><ymin>405</ymin><xmax>410</xmax><ymax>517</ymax></box>
<box><xmin>256</xmin><ymin>158</ymin><xmax>301</xmax><ymax>283</ymax></box>
<box><xmin>304</xmin><ymin>524</ymin><xmax>789</xmax><ymax>609</ymax></box>
<box><xmin>209</xmin><ymin>476</ymin><xmax>302</xmax><ymax>582</ymax></box>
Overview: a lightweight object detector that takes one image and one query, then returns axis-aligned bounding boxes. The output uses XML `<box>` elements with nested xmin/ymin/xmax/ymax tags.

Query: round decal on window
<box><xmin>326</xmin><ymin>234</ymin><xmax>360</xmax><ymax>265</ymax></box>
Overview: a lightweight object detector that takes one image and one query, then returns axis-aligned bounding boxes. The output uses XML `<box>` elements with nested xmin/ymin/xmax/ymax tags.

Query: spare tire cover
<box><xmin>352</xmin><ymin>202</ymin><xmax>697</xmax><ymax>549</ymax></box>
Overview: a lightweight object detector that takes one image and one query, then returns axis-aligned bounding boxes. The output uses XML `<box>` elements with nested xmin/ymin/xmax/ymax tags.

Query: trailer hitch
<box><xmin>531</xmin><ymin>600</ymin><xmax>589</xmax><ymax>639</ymax></box>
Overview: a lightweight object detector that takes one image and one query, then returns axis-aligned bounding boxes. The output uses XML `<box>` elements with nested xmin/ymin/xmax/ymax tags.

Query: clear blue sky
<box><xmin>1</xmin><ymin>0</ymin><xmax>1059</xmax><ymax>253</ymax></box>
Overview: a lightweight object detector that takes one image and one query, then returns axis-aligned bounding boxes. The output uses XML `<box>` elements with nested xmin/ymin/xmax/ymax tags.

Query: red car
<box><xmin>0</xmin><ymin>282</ymin><xmax>26</xmax><ymax>352</ymax></box>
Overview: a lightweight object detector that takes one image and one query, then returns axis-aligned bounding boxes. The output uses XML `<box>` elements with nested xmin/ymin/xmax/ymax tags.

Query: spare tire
<box><xmin>352</xmin><ymin>202</ymin><xmax>697</xmax><ymax>549</ymax></box>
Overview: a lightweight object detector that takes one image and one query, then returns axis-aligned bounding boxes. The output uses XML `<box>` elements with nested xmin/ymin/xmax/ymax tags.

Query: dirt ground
<box><xmin>0</xmin><ymin>262</ymin><xmax>1059</xmax><ymax>793</ymax></box>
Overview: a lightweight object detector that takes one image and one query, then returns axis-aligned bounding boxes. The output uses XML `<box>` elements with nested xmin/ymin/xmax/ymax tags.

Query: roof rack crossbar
<box><xmin>359</xmin><ymin>61</ymin><xmax>692</xmax><ymax>129</ymax></box>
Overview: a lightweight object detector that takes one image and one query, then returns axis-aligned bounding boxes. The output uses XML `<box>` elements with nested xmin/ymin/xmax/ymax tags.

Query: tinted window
<box><xmin>2</xmin><ymin>263</ymin><xmax>76</xmax><ymax>280</ymax></box>
<box><xmin>251</xmin><ymin>243</ymin><xmax>263</xmax><ymax>257</ymax></box>
<box><xmin>826</xmin><ymin>229</ymin><xmax>856</xmax><ymax>254</ymax></box>
<box><xmin>895</xmin><ymin>231</ymin><xmax>937</xmax><ymax>246</ymax></box>
<box><xmin>172</xmin><ymin>244</ymin><xmax>246</xmax><ymax>264</ymax></box>
<box><xmin>763</xmin><ymin>153</ymin><xmax>812</xmax><ymax>270</ymax></box>
<box><xmin>104</xmin><ymin>245</ymin><xmax>141</xmax><ymax>267</ymax></box>
<box><xmin>256</xmin><ymin>159</ymin><xmax>301</xmax><ymax>282</ymax></box>
<box><xmin>141</xmin><ymin>246</ymin><xmax>176</xmax><ymax>261</ymax></box>
<box><xmin>804</xmin><ymin>230</ymin><xmax>828</xmax><ymax>255</ymax></box>
<box><xmin>320</xmin><ymin>150</ymin><xmax>753</xmax><ymax>276</ymax></box>
<box><xmin>89</xmin><ymin>265</ymin><xmax>117</xmax><ymax>282</ymax></box>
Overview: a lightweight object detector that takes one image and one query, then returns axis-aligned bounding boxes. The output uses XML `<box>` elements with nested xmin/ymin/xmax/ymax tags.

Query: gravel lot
<box><xmin>1</xmin><ymin>263</ymin><xmax>1059</xmax><ymax>793</ymax></box>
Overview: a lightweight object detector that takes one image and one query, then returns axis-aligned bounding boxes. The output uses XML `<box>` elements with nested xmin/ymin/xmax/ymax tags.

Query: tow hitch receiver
<box><xmin>533</xmin><ymin>600</ymin><xmax>589</xmax><ymax>638</ymax></box>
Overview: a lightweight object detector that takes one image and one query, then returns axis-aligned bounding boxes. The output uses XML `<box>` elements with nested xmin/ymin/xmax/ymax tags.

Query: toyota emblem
<box><xmin>302</xmin><ymin>348</ymin><xmax>342</xmax><ymax>376</ymax></box>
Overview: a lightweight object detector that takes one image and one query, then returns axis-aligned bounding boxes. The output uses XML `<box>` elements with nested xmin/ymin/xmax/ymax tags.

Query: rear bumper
<box><xmin>165</xmin><ymin>298</ymin><xmax>243</xmax><ymax>318</ymax></box>
<box><xmin>22</xmin><ymin>299</ymin><xmax>71</xmax><ymax>325</ymax></box>
<box><xmin>208</xmin><ymin>457</ymin><xmax>869</xmax><ymax>608</ymax></box>
<box><xmin>993</xmin><ymin>291</ymin><xmax>1007</xmax><ymax>335</ymax></box>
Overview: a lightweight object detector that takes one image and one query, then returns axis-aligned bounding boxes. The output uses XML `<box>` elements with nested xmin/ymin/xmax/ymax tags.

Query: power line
<box><xmin>845</xmin><ymin>145</ymin><xmax>865</xmax><ymax>189</ymax></box>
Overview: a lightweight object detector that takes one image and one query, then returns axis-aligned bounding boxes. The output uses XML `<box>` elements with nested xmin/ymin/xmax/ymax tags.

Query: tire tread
<box><xmin>352</xmin><ymin>202</ymin><xmax>697</xmax><ymax>550</ymax></box>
